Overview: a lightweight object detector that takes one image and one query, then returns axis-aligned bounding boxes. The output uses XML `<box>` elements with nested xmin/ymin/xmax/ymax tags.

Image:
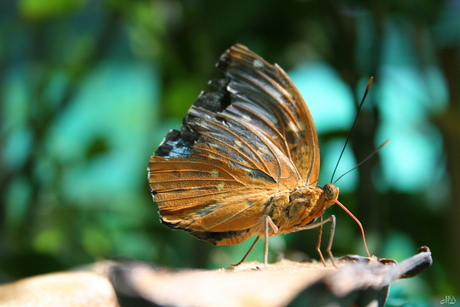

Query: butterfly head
<box><xmin>321</xmin><ymin>183</ymin><xmax>339</xmax><ymax>208</ymax></box>
<box><xmin>323</xmin><ymin>183</ymin><xmax>339</xmax><ymax>200</ymax></box>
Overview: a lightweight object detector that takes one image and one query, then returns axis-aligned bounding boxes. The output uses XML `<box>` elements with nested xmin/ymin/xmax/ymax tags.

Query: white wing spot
<box><xmin>242</xmin><ymin>115</ymin><xmax>251</xmax><ymax>122</ymax></box>
<box><xmin>210</xmin><ymin>170</ymin><xmax>220</xmax><ymax>178</ymax></box>
<box><xmin>234</xmin><ymin>140</ymin><xmax>242</xmax><ymax>149</ymax></box>
<box><xmin>253</xmin><ymin>59</ymin><xmax>264</xmax><ymax>68</ymax></box>
<box><xmin>288</xmin><ymin>121</ymin><xmax>299</xmax><ymax>132</ymax></box>
<box><xmin>301</xmin><ymin>145</ymin><xmax>309</xmax><ymax>154</ymax></box>
<box><xmin>217</xmin><ymin>182</ymin><xmax>225</xmax><ymax>191</ymax></box>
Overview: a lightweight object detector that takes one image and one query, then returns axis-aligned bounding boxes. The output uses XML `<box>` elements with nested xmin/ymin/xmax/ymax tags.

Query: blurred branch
<box><xmin>110</xmin><ymin>249</ymin><xmax>432</xmax><ymax>307</ymax></box>
<box><xmin>0</xmin><ymin>248</ymin><xmax>432</xmax><ymax>306</ymax></box>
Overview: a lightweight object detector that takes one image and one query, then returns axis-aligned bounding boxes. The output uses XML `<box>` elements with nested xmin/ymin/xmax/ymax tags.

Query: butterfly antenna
<box><xmin>333</xmin><ymin>139</ymin><xmax>390</xmax><ymax>185</ymax></box>
<box><xmin>330</xmin><ymin>77</ymin><xmax>374</xmax><ymax>183</ymax></box>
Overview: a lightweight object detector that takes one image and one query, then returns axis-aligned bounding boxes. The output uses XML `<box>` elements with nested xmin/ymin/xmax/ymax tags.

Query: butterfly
<box><xmin>148</xmin><ymin>44</ymin><xmax>370</xmax><ymax>266</ymax></box>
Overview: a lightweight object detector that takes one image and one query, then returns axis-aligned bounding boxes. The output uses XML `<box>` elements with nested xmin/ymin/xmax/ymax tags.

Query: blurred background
<box><xmin>0</xmin><ymin>0</ymin><xmax>458</xmax><ymax>305</ymax></box>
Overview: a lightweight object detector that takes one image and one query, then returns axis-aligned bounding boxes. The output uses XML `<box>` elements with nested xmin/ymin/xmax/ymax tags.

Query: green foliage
<box><xmin>20</xmin><ymin>0</ymin><xmax>87</xmax><ymax>20</ymax></box>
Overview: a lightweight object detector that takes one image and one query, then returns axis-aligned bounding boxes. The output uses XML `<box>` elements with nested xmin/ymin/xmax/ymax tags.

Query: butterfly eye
<box><xmin>323</xmin><ymin>183</ymin><xmax>339</xmax><ymax>200</ymax></box>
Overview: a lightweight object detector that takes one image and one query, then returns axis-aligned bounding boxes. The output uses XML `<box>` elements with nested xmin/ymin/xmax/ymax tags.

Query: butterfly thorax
<box><xmin>267</xmin><ymin>183</ymin><xmax>339</xmax><ymax>234</ymax></box>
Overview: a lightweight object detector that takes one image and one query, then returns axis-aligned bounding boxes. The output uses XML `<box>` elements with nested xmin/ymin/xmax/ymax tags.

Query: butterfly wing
<box><xmin>220</xmin><ymin>44</ymin><xmax>320</xmax><ymax>185</ymax></box>
<box><xmin>148</xmin><ymin>44</ymin><xmax>320</xmax><ymax>245</ymax></box>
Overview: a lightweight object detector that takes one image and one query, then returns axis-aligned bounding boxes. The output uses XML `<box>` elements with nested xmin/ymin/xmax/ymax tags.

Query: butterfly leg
<box><xmin>231</xmin><ymin>236</ymin><xmax>260</xmax><ymax>267</ymax></box>
<box><xmin>291</xmin><ymin>215</ymin><xmax>336</xmax><ymax>267</ymax></box>
<box><xmin>323</xmin><ymin>215</ymin><xmax>336</xmax><ymax>267</ymax></box>
<box><xmin>315</xmin><ymin>216</ymin><xmax>326</xmax><ymax>266</ymax></box>
<box><xmin>264</xmin><ymin>216</ymin><xmax>279</xmax><ymax>265</ymax></box>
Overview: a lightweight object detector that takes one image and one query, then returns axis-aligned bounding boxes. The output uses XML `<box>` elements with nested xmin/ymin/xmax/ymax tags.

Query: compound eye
<box><xmin>323</xmin><ymin>183</ymin><xmax>339</xmax><ymax>200</ymax></box>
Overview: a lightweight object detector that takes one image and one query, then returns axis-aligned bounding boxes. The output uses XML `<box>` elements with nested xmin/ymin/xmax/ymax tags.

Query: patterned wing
<box><xmin>220</xmin><ymin>44</ymin><xmax>320</xmax><ymax>185</ymax></box>
<box><xmin>148</xmin><ymin>44</ymin><xmax>320</xmax><ymax>245</ymax></box>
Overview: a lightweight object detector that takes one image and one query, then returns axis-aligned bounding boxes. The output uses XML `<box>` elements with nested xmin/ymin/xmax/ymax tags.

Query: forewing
<box><xmin>220</xmin><ymin>44</ymin><xmax>320</xmax><ymax>184</ymax></box>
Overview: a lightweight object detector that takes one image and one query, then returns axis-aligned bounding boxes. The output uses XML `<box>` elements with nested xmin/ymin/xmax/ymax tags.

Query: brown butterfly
<box><xmin>148</xmin><ymin>44</ymin><xmax>370</xmax><ymax>266</ymax></box>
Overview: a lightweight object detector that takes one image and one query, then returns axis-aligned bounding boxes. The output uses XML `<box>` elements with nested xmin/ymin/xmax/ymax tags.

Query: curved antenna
<box><xmin>333</xmin><ymin>139</ymin><xmax>390</xmax><ymax>185</ymax></box>
<box><xmin>330</xmin><ymin>77</ymin><xmax>374</xmax><ymax>183</ymax></box>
